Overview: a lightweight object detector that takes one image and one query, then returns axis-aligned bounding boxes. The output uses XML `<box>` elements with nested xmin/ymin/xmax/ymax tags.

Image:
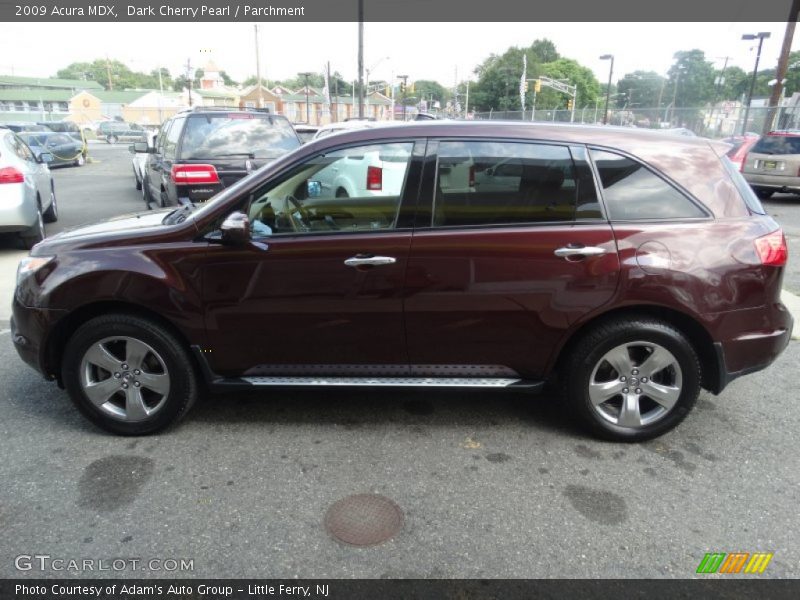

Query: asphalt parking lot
<box><xmin>0</xmin><ymin>143</ymin><xmax>798</xmax><ymax>579</ymax></box>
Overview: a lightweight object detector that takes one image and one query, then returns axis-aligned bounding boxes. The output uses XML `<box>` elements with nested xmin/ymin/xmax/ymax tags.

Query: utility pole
<box><xmin>299</xmin><ymin>72</ymin><xmax>312</xmax><ymax>123</ymax></box>
<box><xmin>254</xmin><ymin>24</ymin><xmax>264</xmax><ymax>109</ymax></box>
<box><xmin>184</xmin><ymin>58</ymin><xmax>193</xmax><ymax>107</ymax></box>
<box><xmin>105</xmin><ymin>55</ymin><xmax>113</xmax><ymax>91</ymax></box>
<box><xmin>765</xmin><ymin>2</ymin><xmax>799</xmax><ymax>134</ymax></box>
<box><xmin>357</xmin><ymin>0</ymin><xmax>364</xmax><ymax>118</ymax></box>
<box><xmin>157</xmin><ymin>68</ymin><xmax>163</xmax><ymax>123</ymax></box>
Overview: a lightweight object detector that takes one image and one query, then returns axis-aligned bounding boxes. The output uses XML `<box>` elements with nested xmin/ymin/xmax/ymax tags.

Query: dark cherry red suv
<box><xmin>11</xmin><ymin>122</ymin><xmax>792</xmax><ymax>440</ymax></box>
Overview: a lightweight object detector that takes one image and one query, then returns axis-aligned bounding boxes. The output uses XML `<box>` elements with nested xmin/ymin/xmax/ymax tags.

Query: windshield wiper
<box><xmin>162</xmin><ymin>204</ymin><xmax>195</xmax><ymax>225</ymax></box>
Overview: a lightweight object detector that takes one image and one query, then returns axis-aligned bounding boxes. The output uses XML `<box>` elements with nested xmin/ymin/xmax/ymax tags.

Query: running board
<box><xmin>212</xmin><ymin>375</ymin><xmax>542</xmax><ymax>391</ymax></box>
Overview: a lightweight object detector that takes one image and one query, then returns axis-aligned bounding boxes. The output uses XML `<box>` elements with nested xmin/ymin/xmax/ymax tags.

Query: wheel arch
<box><xmin>551</xmin><ymin>304</ymin><xmax>720</xmax><ymax>393</ymax></box>
<box><xmin>44</xmin><ymin>300</ymin><xmax>202</xmax><ymax>388</ymax></box>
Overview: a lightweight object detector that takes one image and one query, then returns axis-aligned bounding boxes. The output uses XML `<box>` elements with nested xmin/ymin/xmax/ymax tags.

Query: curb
<box><xmin>780</xmin><ymin>288</ymin><xmax>800</xmax><ymax>340</ymax></box>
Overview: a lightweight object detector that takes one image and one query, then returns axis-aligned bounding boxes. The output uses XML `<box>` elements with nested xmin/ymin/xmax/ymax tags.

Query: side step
<box><xmin>211</xmin><ymin>376</ymin><xmax>544</xmax><ymax>391</ymax></box>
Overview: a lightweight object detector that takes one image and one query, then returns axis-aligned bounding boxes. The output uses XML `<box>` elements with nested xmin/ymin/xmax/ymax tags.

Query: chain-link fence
<box><xmin>472</xmin><ymin>104</ymin><xmax>800</xmax><ymax>139</ymax></box>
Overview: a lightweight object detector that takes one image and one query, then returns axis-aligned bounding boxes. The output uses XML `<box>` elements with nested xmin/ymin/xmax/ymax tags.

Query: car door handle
<box><xmin>344</xmin><ymin>255</ymin><xmax>397</xmax><ymax>267</ymax></box>
<box><xmin>554</xmin><ymin>246</ymin><xmax>608</xmax><ymax>258</ymax></box>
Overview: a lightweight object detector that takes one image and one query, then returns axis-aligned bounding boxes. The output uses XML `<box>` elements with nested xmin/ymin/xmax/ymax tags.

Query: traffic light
<box><xmin>567</xmin><ymin>99</ymin><xmax>573</xmax><ymax>110</ymax></box>
<box><xmin>523</xmin><ymin>81</ymin><xmax>529</xmax><ymax>92</ymax></box>
<box><xmin>534</xmin><ymin>79</ymin><xmax>541</xmax><ymax>93</ymax></box>
<box><xmin>399</xmin><ymin>81</ymin><xmax>406</xmax><ymax>94</ymax></box>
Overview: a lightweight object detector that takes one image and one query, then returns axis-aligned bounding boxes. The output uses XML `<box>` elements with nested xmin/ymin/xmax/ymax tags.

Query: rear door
<box><xmin>403</xmin><ymin>139</ymin><xmax>620</xmax><ymax>380</ymax></box>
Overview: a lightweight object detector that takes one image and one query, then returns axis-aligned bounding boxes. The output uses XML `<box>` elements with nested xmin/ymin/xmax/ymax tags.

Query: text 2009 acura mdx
<box><xmin>12</xmin><ymin>122</ymin><xmax>792</xmax><ymax>440</ymax></box>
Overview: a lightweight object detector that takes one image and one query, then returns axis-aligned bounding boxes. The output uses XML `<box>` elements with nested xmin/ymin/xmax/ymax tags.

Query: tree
<box><xmin>411</xmin><ymin>79</ymin><xmax>449</xmax><ymax>105</ymax></box>
<box><xmin>540</xmin><ymin>58</ymin><xmax>601</xmax><ymax>110</ymax></box>
<box><xmin>616</xmin><ymin>71</ymin><xmax>666</xmax><ymax>109</ymax></box>
<box><xmin>668</xmin><ymin>50</ymin><xmax>715</xmax><ymax>108</ymax></box>
<box><xmin>219</xmin><ymin>70</ymin><xmax>238</xmax><ymax>87</ymax></box>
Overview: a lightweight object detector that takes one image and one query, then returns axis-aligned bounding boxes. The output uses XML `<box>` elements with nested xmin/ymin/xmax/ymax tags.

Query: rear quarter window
<box><xmin>720</xmin><ymin>155</ymin><xmax>766</xmax><ymax>215</ymax></box>
<box><xmin>589</xmin><ymin>149</ymin><xmax>707</xmax><ymax>220</ymax></box>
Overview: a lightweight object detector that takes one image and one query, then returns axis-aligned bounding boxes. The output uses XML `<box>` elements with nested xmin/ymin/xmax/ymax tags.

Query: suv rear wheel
<box><xmin>62</xmin><ymin>314</ymin><xmax>198</xmax><ymax>435</ymax></box>
<box><xmin>562</xmin><ymin>317</ymin><xmax>701</xmax><ymax>442</ymax></box>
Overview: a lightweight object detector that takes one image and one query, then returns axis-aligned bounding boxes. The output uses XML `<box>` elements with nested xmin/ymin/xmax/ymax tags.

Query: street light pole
<box><xmin>357</xmin><ymin>0</ymin><xmax>364</xmax><ymax>119</ymax></box>
<box><xmin>600</xmin><ymin>54</ymin><xmax>614</xmax><ymax>125</ymax></box>
<box><xmin>741</xmin><ymin>32</ymin><xmax>771</xmax><ymax>135</ymax></box>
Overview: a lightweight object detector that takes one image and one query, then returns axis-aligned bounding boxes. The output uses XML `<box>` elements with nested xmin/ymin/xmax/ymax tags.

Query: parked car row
<box><xmin>13</xmin><ymin>122</ymin><xmax>791</xmax><ymax>442</ymax></box>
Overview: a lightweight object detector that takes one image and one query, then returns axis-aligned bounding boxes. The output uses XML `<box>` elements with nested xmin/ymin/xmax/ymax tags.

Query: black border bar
<box><xmin>2</xmin><ymin>579</ymin><xmax>800</xmax><ymax>600</ymax></box>
<box><xmin>0</xmin><ymin>0</ymin><xmax>796</xmax><ymax>22</ymax></box>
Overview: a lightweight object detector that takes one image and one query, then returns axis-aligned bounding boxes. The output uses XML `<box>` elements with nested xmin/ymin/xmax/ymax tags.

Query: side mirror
<box><xmin>38</xmin><ymin>152</ymin><xmax>54</xmax><ymax>164</ymax></box>
<box><xmin>307</xmin><ymin>180</ymin><xmax>321</xmax><ymax>198</ymax></box>
<box><xmin>220</xmin><ymin>211</ymin><xmax>251</xmax><ymax>245</ymax></box>
<box><xmin>132</xmin><ymin>142</ymin><xmax>149</xmax><ymax>153</ymax></box>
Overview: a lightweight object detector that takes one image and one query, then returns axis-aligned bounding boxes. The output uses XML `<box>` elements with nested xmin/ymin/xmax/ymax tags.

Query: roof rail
<box><xmin>177</xmin><ymin>105</ymin><xmax>272</xmax><ymax>114</ymax></box>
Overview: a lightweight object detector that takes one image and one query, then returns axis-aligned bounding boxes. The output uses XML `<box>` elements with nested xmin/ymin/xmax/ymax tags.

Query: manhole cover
<box><xmin>324</xmin><ymin>494</ymin><xmax>404</xmax><ymax>547</ymax></box>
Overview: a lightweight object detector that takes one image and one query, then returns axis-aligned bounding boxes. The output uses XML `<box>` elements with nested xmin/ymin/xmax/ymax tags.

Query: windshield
<box><xmin>751</xmin><ymin>135</ymin><xmax>800</xmax><ymax>155</ymax></box>
<box><xmin>180</xmin><ymin>114</ymin><xmax>301</xmax><ymax>160</ymax></box>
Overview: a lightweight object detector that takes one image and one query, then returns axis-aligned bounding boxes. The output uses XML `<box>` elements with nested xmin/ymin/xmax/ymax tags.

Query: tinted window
<box><xmin>751</xmin><ymin>135</ymin><xmax>800</xmax><ymax>155</ymax></box>
<box><xmin>245</xmin><ymin>142</ymin><xmax>413</xmax><ymax>237</ymax></box>
<box><xmin>179</xmin><ymin>114</ymin><xmax>301</xmax><ymax>160</ymax></box>
<box><xmin>590</xmin><ymin>149</ymin><xmax>706</xmax><ymax>220</ymax></box>
<box><xmin>434</xmin><ymin>141</ymin><xmax>579</xmax><ymax>227</ymax></box>
<box><xmin>162</xmin><ymin>118</ymin><xmax>183</xmax><ymax>159</ymax></box>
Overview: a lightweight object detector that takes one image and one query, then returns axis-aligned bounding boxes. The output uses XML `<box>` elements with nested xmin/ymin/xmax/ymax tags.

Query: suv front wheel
<box><xmin>562</xmin><ymin>317</ymin><xmax>701</xmax><ymax>442</ymax></box>
<box><xmin>62</xmin><ymin>314</ymin><xmax>198</xmax><ymax>435</ymax></box>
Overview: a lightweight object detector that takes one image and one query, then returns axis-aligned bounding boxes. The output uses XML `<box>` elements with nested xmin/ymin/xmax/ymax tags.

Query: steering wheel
<box><xmin>284</xmin><ymin>194</ymin><xmax>312</xmax><ymax>231</ymax></box>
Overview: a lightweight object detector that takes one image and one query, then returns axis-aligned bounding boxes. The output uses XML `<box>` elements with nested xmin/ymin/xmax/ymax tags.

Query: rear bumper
<box><xmin>744</xmin><ymin>172</ymin><xmax>800</xmax><ymax>192</ymax></box>
<box><xmin>711</xmin><ymin>302</ymin><xmax>794</xmax><ymax>393</ymax></box>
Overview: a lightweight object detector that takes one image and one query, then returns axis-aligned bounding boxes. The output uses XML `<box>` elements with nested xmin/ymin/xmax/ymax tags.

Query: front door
<box><xmin>404</xmin><ymin>140</ymin><xmax>620</xmax><ymax>379</ymax></box>
<box><xmin>202</xmin><ymin>140</ymin><xmax>423</xmax><ymax>377</ymax></box>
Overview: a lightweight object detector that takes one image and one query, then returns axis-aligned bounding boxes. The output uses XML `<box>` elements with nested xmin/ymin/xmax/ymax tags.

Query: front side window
<box><xmin>244</xmin><ymin>142</ymin><xmax>413</xmax><ymax>237</ymax></box>
<box><xmin>590</xmin><ymin>149</ymin><xmax>706</xmax><ymax>220</ymax></box>
<box><xmin>433</xmin><ymin>141</ymin><xmax>579</xmax><ymax>227</ymax></box>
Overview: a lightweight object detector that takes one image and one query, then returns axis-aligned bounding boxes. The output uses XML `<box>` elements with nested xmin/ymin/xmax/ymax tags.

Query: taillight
<box><xmin>171</xmin><ymin>164</ymin><xmax>220</xmax><ymax>184</ymax></box>
<box><xmin>469</xmin><ymin>165</ymin><xmax>475</xmax><ymax>187</ymax></box>
<box><xmin>754</xmin><ymin>229</ymin><xmax>788</xmax><ymax>266</ymax></box>
<box><xmin>366</xmin><ymin>165</ymin><xmax>382</xmax><ymax>191</ymax></box>
<box><xmin>0</xmin><ymin>166</ymin><xmax>25</xmax><ymax>184</ymax></box>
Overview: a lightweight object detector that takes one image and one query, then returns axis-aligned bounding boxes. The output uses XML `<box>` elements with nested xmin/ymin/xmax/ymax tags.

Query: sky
<box><xmin>0</xmin><ymin>21</ymin><xmax>798</xmax><ymax>88</ymax></box>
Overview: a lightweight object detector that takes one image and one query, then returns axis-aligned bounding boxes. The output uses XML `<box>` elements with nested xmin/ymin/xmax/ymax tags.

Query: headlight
<box><xmin>16</xmin><ymin>255</ymin><xmax>55</xmax><ymax>286</ymax></box>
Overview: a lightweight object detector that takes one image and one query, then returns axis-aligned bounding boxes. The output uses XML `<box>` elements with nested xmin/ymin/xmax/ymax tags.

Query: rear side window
<box><xmin>179</xmin><ymin>114</ymin><xmax>301</xmax><ymax>160</ymax></box>
<box><xmin>751</xmin><ymin>135</ymin><xmax>800</xmax><ymax>155</ymax></box>
<box><xmin>590</xmin><ymin>149</ymin><xmax>706</xmax><ymax>220</ymax></box>
<box><xmin>721</xmin><ymin>155</ymin><xmax>766</xmax><ymax>215</ymax></box>
<box><xmin>433</xmin><ymin>141</ymin><xmax>582</xmax><ymax>227</ymax></box>
<box><xmin>162</xmin><ymin>118</ymin><xmax>183</xmax><ymax>159</ymax></box>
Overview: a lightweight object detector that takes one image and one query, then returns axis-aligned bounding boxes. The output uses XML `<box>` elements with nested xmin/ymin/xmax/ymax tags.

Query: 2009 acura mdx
<box><xmin>11</xmin><ymin>122</ymin><xmax>792</xmax><ymax>440</ymax></box>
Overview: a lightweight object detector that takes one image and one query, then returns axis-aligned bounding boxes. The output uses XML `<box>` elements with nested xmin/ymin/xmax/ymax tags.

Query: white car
<box><xmin>0</xmin><ymin>130</ymin><xmax>57</xmax><ymax>248</ymax></box>
<box><xmin>131</xmin><ymin>131</ymin><xmax>157</xmax><ymax>192</ymax></box>
<box><xmin>313</xmin><ymin>143</ymin><xmax>410</xmax><ymax>199</ymax></box>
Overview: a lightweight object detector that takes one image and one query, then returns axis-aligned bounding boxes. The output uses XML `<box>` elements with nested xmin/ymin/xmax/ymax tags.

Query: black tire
<box><xmin>561</xmin><ymin>316</ymin><xmax>701</xmax><ymax>442</ymax></box>
<box><xmin>134</xmin><ymin>166</ymin><xmax>142</xmax><ymax>190</ymax></box>
<box><xmin>141</xmin><ymin>174</ymin><xmax>153</xmax><ymax>209</ymax></box>
<box><xmin>20</xmin><ymin>200</ymin><xmax>45</xmax><ymax>249</ymax></box>
<box><xmin>62</xmin><ymin>314</ymin><xmax>198</xmax><ymax>435</ymax></box>
<box><xmin>335</xmin><ymin>188</ymin><xmax>349</xmax><ymax>198</ymax></box>
<box><xmin>159</xmin><ymin>189</ymin><xmax>170</xmax><ymax>208</ymax></box>
<box><xmin>74</xmin><ymin>155</ymin><xmax>86</xmax><ymax>167</ymax></box>
<box><xmin>755</xmin><ymin>189</ymin><xmax>774</xmax><ymax>199</ymax></box>
<box><xmin>107</xmin><ymin>134</ymin><xmax>118</xmax><ymax>144</ymax></box>
<box><xmin>43</xmin><ymin>185</ymin><xmax>58</xmax><ymax>223</ymax></box>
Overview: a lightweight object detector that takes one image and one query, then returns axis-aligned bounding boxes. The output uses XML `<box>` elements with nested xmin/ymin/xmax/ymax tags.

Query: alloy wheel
<box><xmin>588</xmin><ymin>341</ymin><xmax>682</xmax><ymax>428</ymax></box>
<box><xmin>79</xmin><ymin>336</ymin><xmax>171</xmax><ymax>422</ymax></box>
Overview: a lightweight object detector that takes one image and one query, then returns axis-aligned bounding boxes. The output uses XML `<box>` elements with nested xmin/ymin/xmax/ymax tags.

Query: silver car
<box><xmin>0</xmin><ymin>130</ymin><xmax>57</xmax><ymax>248</ymax></box>
<box><xmin>742</xmin><ymin>132</ymin><xmax>800</xmax><ymax>198</ymax></box>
